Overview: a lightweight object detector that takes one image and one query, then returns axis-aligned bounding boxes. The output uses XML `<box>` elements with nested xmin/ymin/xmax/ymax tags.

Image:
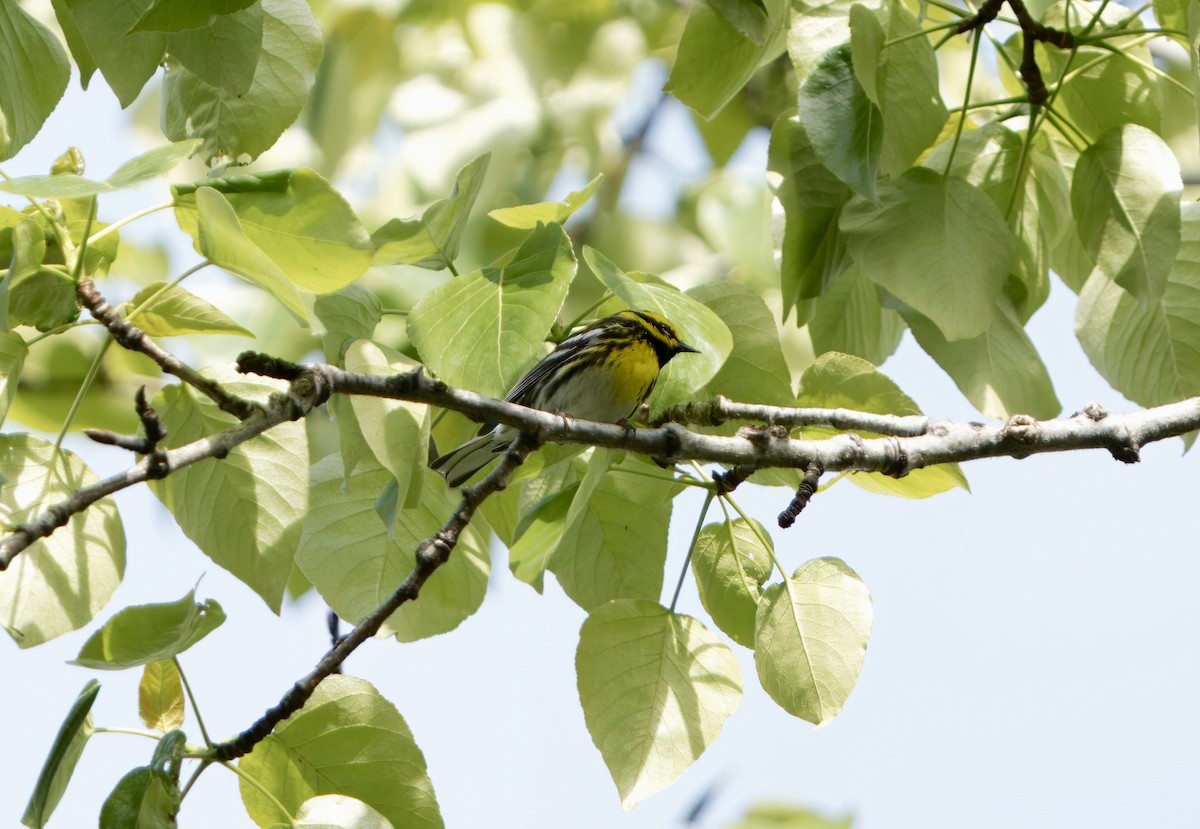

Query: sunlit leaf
<box><xmin>72</xmin><ymin>589</ymin><xmax>225</xmax><ymax>669</ymax></box>
<box><xmin>0</xmin><ymin>1</ymin><xmax>68</xmax><ymax>159</ymax></box>
<box><xmin>139</xmin><ymin>660</ymin><xmax>185</xmax><ymax>732</ymax></box>
<box><xmin>0</xmin><ymin>435</ymin><xmax>125</xmax><ymax>648</ymax></box>
<box><xmin>162</xmin><ymin>0</ymin><xmax>322</xmax><ymax>164</ymax></box>
<box><xmin>409</xmin><ymin>222</ymin><xmax>575</xmax><ymax>397</ymax></box>
<box><xmin>151</xmin><ymin>371</ymin><xmax>307</xmax><ymax>613</ymax></box>
<box><xmin>124</xmin><ymin>282</ymin><xmax>253</xmax><ymax>337</ymax></box>
<box><xmin>296</xmin><ymin>457</ymin><xmax>488</xmax><ymax>642</ymax></box>
<box><xmin>755</xmin><ymin>557</ymin><xmax>872</xmax><ymax>724</ymax></box>
<box><xmin>1072</xmin><ymin>124</ymin><xmax>1181</xmax><ymax>307</ymax></box>
<box><xmin>239</xmin><ymin>675</ymin><xmax>442</xmax><ymax>829</ymax></box>
<box><xmin>691</xmin><ymin>518</ymin><xmax>774</xmax><ymax>647</ymax></box>
<box><xmin>577</xmin><ymin>600</ymin><xmax>742</xmax><ymax>809</ymax></box>
<box><xmin>372</xmin><ymin>153</ymin><xmax>490</xmax><ymax>269</ymax></box>
<box><xmin>488</xmin><ymin>174</ymin><xmax>602</xmax><ymax>229</ymax></box>
<box><xmin>549</xmin><ymin>450</ymin><xmax>679</xmax><ymax>611</ymax></box>
<box><xmin>841</xmin><ymin>167</ymin><xmax>1014</xmax><ymax>341</ymax></box>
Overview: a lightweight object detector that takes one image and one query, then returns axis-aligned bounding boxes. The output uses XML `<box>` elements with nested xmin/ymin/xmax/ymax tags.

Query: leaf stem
<box><xmin>215</xmin><ymin>759</ymin><xmax>292</xmax><ymax>823</ymax></box>
<box><xmin>885</xmin><ymin>19</ymin><xmax>961</xmax><ymax>47</ymax></box>
<box><xmin>88</xmin><ymin>200</ymin><xmax>174</xmax><ymax>246</ymax></box>
<box><xmin>92</xmin><ymin>726</ymin><xmax>161</xmax><ymax>740</ymax></box>
<box><xmin>944</xmin><ymin>28</ymin><xmax>983</xmax><ymax>177</ymax></box>
<box><xmin>178</xmin><ymin>760</ymin><xmax>212</xmax><ymax>802</ymax></box>
<box><xmin>174</xmin><ymin>658</ymin><xmax>213</xmax><ymax>748</ymax></box>
<box><xmin>669</xmin><ymin>490</ymin><xmax>714</xmax><ymax>613</ymax></box>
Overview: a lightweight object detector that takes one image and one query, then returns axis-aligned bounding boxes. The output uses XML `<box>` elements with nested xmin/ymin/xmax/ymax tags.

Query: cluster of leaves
<box><xmin>4</xmin><ymin>141</ymin><xmax>921</xmax><ymax>824</ymax></box>
<box><xmin>2</xmin><ymin>0</ymin><xmax>1198</xmax><ymax>827</ymax></box>
<box><xmin>674</xmin><ymin>0</ymin><xmax>1198</xmax><ymax>422</ymax></box>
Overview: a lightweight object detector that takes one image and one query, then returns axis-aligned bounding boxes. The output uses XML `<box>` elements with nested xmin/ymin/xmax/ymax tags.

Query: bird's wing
<box><xmin>505</xmin><ymin>326</ymin><xmax>605</xmax><ymax>405</ymax></box>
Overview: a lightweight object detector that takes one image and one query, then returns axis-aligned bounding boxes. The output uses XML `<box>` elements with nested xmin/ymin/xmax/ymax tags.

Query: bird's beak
<box><xmin>676</xmin><ymin>342</ymin><xmax>700</xmax><ymax>354</ymax></box>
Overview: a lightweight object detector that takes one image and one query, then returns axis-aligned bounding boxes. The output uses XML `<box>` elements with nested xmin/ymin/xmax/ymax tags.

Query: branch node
<box><xmin>713</xmin><ymin>465</ymin><xmax>756</xmax><ymax>495</ymax></box>
<box><xmin>778</xmin><ymin>462</ymin><xmax>824</xmax><ymax>529</ymax></box>
<box><xmin>1083</xmin><ymin>401</ymin><xmax>1108</xmax><ymax>422</ymax></box>
<box><xmin>237</xmin><ymin>350</ymin><xmax>304</xmax><ymax>381</ymax></box>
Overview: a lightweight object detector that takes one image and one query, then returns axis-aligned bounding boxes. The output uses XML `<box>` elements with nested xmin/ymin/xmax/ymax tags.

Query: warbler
<box><xmin>432</xmin><ymin>309</ymin><xmax>699</xmax><ymax>486</ymax></box>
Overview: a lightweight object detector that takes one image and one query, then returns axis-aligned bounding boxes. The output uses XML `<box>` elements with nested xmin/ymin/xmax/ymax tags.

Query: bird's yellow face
<box><xmin>616</xmin><ymin>310</ymin><xmax>699</xmax><ymax>366</ymax></box>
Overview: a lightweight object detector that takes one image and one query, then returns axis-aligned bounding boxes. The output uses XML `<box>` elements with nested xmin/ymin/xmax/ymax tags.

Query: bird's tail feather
<box><xmin>431</xmin><ymin>434</ymin><xmax>507</xmax><ymax>487</ymax></box>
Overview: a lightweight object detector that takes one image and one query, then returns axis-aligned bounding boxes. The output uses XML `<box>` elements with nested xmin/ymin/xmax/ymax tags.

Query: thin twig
<box><xmin>76</xmin><ymin>279</ymin><xmax>258</xmax><ymax>420</ymax></box>
<box><xmin>208</xmin><ymin>432</ymin><xmax>538</xmax><ymax>762</ymax></box>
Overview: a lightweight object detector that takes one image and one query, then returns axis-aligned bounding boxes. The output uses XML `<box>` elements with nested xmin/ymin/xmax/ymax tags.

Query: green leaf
<box><xmin>549</xmin><ymin>450</ymin><xmax>680</xmax><ymax>611</ymax></box>
<box><xmin>1154</xmin><ymin>0</ymin><xmax>1189</xmax><ymax>32</ymax></box>
<box><xmin>176</xmin><ymin>168</ymin><xmax>373</xmax><ymax>293</ymax></box>
<box><xmin>151</xmin><ymin>372</ymin><xmax>308</xmax><ymax>613</ymax></box>
<box><xmin>903</xmin><ymin>297</ymin><xmax>1061</xmax><ymax>419</ymax></box>
<box><xmin>314</xmin><ymin>286</ymin><xmax>383</xmax><ymax>349</ymax></box>
<box><xmin>0</xmin><ymin>0</ymin><xmax>70</xmax><ymax>161</ymax></box>
<box><xmin>22</xmin><ymin>680</ymin><xmax>99</xmax><ymax>829</ymax></box>
<box><xmin>7</xmin><ymin>270</ymin><xmax>78</xmax><ymax>333</ymax></box>
<box><xmin>238</xmin><ymin>674</ymin><xmax>442</xmax><ymax>829</ymax></box>
<box><xmin>768</xmin><ymin>112</ymin><xmax>852</xmax><ymax>315</ymax></box>
<box><xmin>1039</xmin><ymin>1</ymin><xmax>1162</xmax><ymax>142</ymax></box>
<box><xmin>190</xmin><ymin>186</ymin><xmax>307</xmax><ymax>322</ymax></box>
<box><xmin>1075</xmin><ymin>201</ymin><xmax>1200</xmax><ymax>424</ymax></box>
<box><xmin>408</xmin><ymin>222</ymin><xmax>576</xmax><ymax>397</ymax></box>
<box><xmin>139</xmin><ymin>660</ymin><xmax>185</xmax><ymax>732</ymax></box>
<box><xmin>803</xmin><ymin>264</ymin><xmax>905</xmax><ymax>365</ymax></box>
<box><xmin>689</xmin><ymin>281</ymin><xmax>793</xmax><ymax>406</ymax></box>
<box><xmin>291</xmin><ymin>795</ymin><xmax>395</xmax><ymax>829</ymax></box>
<box><xmin>666</xmin><ymin>0</ymin><xmax>789</xmax><ymax>118</ymax></box>
<box><xmin>131</xmin><ymin>0</ymin><xmax>257</xmax><ymax>33</ymax></box>
<box><xmin>124</xmin><ymin>282</ymin><xmax>253</xmax><ymax>337</ymax></box>
<box><xmin>0</xmin><ymin>330</ymin><xmax>27</xmax><ymax>427</ymax></box>
<box><xmin>584</xmin><ymin>247</ymin><xmax>734</xmax><ymax>415</ymax></box>
<box><xmin>691</xmin><ymin>518</ymin><xmax>774</xmax><ymax>647</ymax></box>
<box><xmin>1072</xmin><ymin>124</ymin><xmax>1181</xmax><ymax>307</ymax></box>
<box><xmin>576</xmin><ymin>600</ymin><xmax>742</xmax><ymax>810</ymax></box>
<box><xmin>726</xmin><ymin>803</ymin><xmax>853</xmax><ymax>829</ymax></box>
<box><xmin>789</xmin><ymin>0</ymin><xmax>881</xmax><ymax>83</ymax></box>
<box><xmin>797</xmin><ymin>44</ymin><xmax>882</xmax><ymax>202</ymax></box>
<box><xmin>0</xmin><ymin>434</ymin><xmax>125</xmax><ymax>648</ymax></box>
<box><xmin>71</xmin><ymin>589</ymin><xmax>225</xmax><ymax>669</ymax></box>
<box><xmin>797</xmin><ymin>352</ymin><xmax>969</xmax><ymax>496</ymax></box>
<box><xmin>925</xmin><ymin>123</ymin><xmax>1060</xmax><ymax>320</ymax></box>
<box><xmin>98</xmin><ymin>766</ymin><xmax>180</xmax><ymax>829</ymax></box>
<box><xmin>296</xmin><ymin>457</ymin><xmax>489</xmax><ymax>642</ymax></box>
<box><xmin>371</xmin><ymin>153</ymin><xmax>490</xmax><ymax>269</ymax></box>
<box><xmin>849</xmin><ymin>2</ymin><xmax>947</xmax><ymax>175</ymax></box>
<box><xmin>488</xmin><ymin>174</ymin><xmax>602</xmax><ymax>228</ymax></box>
<box><xmin>344</xmin><ymin>340</ymin><xmax>430</xmax><ymax>510</ymax></box>
<box><xmin>709</xmin><ymin>0</ymin><xmax>772</xmax><ymax>45</ymax></box>
<box><xmin>841</xmin><ymin>167</ymin><xmax>1015</xmax><ymax>341</ymax></box>
<box><xmin>49</xmin><ymin>0</ymin><xmax>97</xmax><ymax>89</ymax></box>
<box><xmin>755</xmin><ymin>557</ymin><xmax>872</xmax><ymax>724</ymax></box>
<box><xmin>166</xmin><ymin>4</ymin><xmax>261</xmax><ymax>96</ymax></box>
<box><xmin>162</xmin><ymin>0</ymin><xmax>322</xmax><ymax>164</ymax></box>
<box><xmin>507</xmin><ymin>484</ymin><xmax>578</xmax><ymax>592</ymax></box>
<box><xmin>59</xmin><ymin>0</ymin><xmax>165</xmax><ymax>108</ymax></box>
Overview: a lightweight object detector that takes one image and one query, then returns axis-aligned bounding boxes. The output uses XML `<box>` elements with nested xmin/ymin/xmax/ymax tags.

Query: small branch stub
<box><xmin>778</xmin><ymin>462</ymin><xmax>824</xmax><ymax>529</ymax></box>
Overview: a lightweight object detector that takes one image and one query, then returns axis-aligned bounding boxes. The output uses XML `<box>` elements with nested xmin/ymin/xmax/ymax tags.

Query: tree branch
<box><xmin>76</xmin><ymin>279</ymin><xmax>259</xmax><ymax>420</ymax></box>
<box><xmin>5</xmin><ymin>352</ymin><xmax>1198</xmax><ymax>569</ymax></box>
<box><xmin>0</xmin><ymin>367</ymin><xmax>332</xmax><ymax>570</ymax></box>
<box><xmin>208</xmin><ymin>432</ymin><xmax>538</xmax><ymax>762</ymax></box>
<box><xmin>955</xmin><ymin>0</ymin><xmax>1074</xmax><ymax>104</ymax></box>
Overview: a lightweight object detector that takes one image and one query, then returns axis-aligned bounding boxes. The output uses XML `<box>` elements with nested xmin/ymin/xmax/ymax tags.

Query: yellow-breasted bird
<box><xmin>431</xmin><ymin>309</ymin><xmax>699</xmax><ymax>486</ymax></box>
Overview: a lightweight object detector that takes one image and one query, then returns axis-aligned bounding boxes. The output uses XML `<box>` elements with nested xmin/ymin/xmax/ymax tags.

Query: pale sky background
<box><xmin>2</xmin><ymin>53</ymin><xmax>1199</xmax><ymax>829</ymax></box>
